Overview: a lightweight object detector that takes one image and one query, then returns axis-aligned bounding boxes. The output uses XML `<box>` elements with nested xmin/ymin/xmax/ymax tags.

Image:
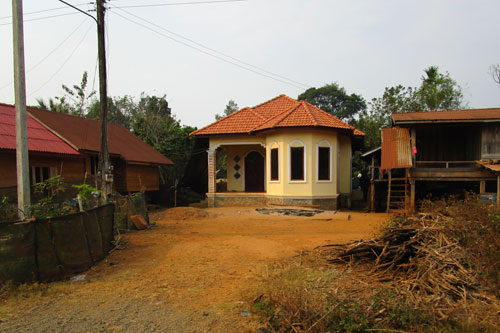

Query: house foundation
<box><xmin>206</xmin><ymin>192</ymin><xmax>339</xmax><ymax>210</ymax></box>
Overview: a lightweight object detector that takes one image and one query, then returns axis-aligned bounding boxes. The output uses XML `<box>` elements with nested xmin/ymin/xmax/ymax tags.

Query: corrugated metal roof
<box><xmin>191</xmin><ymin>94</ymin><xmax>364</xmax><ymax>137</ymax></box>
<box><xmin>27</xmin><ymin>107</ymin><xmax>173</xmax><ymax>165</ymax></box>
<box><xmin>381</xmin><ymin>128</ymin><xmax>412</xmax><ymax>170</ymax></box>
<box><xmin>0</xmin><ymin>103</ymin><xmax>81</xmax><ymax>156</ymax></box>
<box><xmin>393</xmin><ymin>108</ymin><xmax>500</xmax><ymax>124</ymax></box>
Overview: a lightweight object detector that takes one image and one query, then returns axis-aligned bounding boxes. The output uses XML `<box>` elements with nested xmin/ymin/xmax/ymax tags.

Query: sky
<box><xmin>1</xmin><ymin>0</ymin><xmax>499</xmax><ymax>129</ymax></box>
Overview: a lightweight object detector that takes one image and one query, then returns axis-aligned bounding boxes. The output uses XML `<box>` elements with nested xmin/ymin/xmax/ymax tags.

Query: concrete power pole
<box><xmin>12</xmin><ymin>0</ymin><xmax>31</xmax><ymax>220</ymax></box>
<box><xmin>96</xmin><ymin>0</ymin><xmax>111</xmax><ymax>198</ymax></box>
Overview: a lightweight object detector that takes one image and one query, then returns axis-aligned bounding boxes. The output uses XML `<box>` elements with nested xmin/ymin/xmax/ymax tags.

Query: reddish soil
<box><xmin>0</xmin><ymin>206</ymin><xmax>389</xmax><ymax>332</ymax></box>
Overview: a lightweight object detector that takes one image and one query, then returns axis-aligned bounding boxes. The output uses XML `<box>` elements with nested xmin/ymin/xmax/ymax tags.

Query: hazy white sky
<box><xmin>1</xmin><ymin>0</ymin><xmax>499</xmax><ymax>128</ymax></box>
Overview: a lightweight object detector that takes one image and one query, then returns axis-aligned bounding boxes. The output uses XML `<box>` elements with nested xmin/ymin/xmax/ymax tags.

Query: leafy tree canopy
<box><xmin>37</xmin><ymin>71</ymin><xmax>95</xmax><ymax>116</ymax></box>
<box><xmin>298</xmin><ymin>83</ymin><xmax>367</xmax><ymax>124</ymax></box>
<box><xmin>356</xmin><ymin>66</ymin><xmax>466</xmax><ymax>150</ymax></box>
<box><xmin>215</xmin><ymin>99</ymin><xmax>239</xmax><ymax>120</ymax></box>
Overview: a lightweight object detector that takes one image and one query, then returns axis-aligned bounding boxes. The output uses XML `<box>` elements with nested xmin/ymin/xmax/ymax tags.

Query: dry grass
<box><xmin>249</xmin><ymin>194</ymin><xmax>500</xmax><ymax>332</ymax></box>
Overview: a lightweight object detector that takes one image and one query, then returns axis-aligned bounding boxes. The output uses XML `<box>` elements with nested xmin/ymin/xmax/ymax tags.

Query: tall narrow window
<box><xmin>318</xmin><ymin>147</ymin><xmax>330</xmax><ymax>181</ymax></box>
<box><xmin>290</xmin><ymin>147</ymin><xmax>304</xmax><ymax>181</ymax></box>
<box><xmin>90</xmin><ymin>156</ymin><xmax>99</xmax><ymax>175</ymax></box>
<box><xmin>270</xmin><ymin>148</ymin><xmax>279</xmax><ymax>181</ymax></box>
<box><xmin>31</xmin><ymin>166</ymin><xmax>51</xmax><ymax>185</ymax></box>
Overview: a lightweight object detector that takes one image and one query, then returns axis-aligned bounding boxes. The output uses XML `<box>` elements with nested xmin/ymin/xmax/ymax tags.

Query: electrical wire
<box><xmin>0</xmin><ymin>2</ymin><xmax>93</xmax><ymax>20</ymax></box>
<box><xmin>109</xmin><ymin>7</ymin><xmax>310</xmax><ymax>90</ymax></box>
<box><xmin>111</xmin><ymin>0</ymin><xmax>246</xmax><ymax>9</ymax></box>
<box><xmin>0</xmin><ymin>12</ymin><xmax>81</xmax><ymax>26</ymax></box>
<box><xmin>111</xmin><ymin>6</ymin><xmax>310</xmax><ymax>89</ymax></box>
<box><xmin>28</xmin><ymin>22</ymin><xmax>94</xmax><ymax>98</ymax></box>
<box><xmin>0</xmin><ymin>18</ymin><xmax>89</xmax><ymax>92</ymax></box>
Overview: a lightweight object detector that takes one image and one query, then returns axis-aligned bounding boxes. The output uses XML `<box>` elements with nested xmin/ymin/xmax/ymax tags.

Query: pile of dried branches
<box><xmin>319</xmin><ymin>214</ymin><xmax>478</xmax><ymax>300</ymax></box>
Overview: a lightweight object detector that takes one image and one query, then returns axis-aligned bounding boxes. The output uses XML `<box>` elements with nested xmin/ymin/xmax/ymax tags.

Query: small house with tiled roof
<box><xmin>191</xmin><ymin>95</ymin><xmax>365</xmax><ymax>209</ymax></box>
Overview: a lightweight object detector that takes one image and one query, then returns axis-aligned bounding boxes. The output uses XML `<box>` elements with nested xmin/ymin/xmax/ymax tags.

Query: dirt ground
<box><xmin>0</xmin><ymin>206</ymin><xmax>389</xmax><ymax>332</ymax></box>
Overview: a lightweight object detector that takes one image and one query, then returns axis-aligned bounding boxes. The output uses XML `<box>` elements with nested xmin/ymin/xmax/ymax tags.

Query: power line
<box><xmin>111</xmin><ymin>0</ymin><xmax>246</xmax><ymax>9</ymax></box>
<box><xmin>0</xmin><ymin>2</ymin><xmax>92</xmax><ymax>20</ymax></box>
<box><xmin>0</xmin><ymin>12</ymin><xmax>81</xmax><ymax>26</ymax></box>
<box><xmin>109</xmin><ymin>6</ymin><xmax>310</xmax><ymax>90</ymax></box>
<box><xmin>112</xmin><ymin>6</ymin><xmax>309</xmax><ymax>89</ymax></box>
<box><xmin>28</xmin><ymin>22</ymin><xmax>94</xmax><ymax>98</ymax></box>
<box><xmin>0</xmin><ymin>18</ymin><xmax>89</xmax><ymax>91</ymax></box>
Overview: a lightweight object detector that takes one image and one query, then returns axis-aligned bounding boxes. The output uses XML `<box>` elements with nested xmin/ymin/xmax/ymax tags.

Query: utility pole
<box><xmin>12</xmin><ymin>0</ymin><xmax>31</xmax><ymax>220</ymax></box>
<box><xmin>96</xmin><ymin>0</ymin><xmax>111</xmax><ymax>198</ymax></box>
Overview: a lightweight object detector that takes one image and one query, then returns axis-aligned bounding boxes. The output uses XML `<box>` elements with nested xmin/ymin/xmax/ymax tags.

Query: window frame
<box><xmin>288</xmin><ymin>140</ymin><xmax>307</xmax><ymax>183</ymax></box>
<box><xmin>316</xmin><ymin>140</ymin><xmax>332</xmax><ymax>182</ymax></box>
<box><xmin>30</xmin><ymin>166</ymin><xmax>57</xmax><ymax>185</ymax></box>
<box><xmin>269</xmin><ymin>144</ymin><xmax>280</xmax><ymax>182</ymax></box>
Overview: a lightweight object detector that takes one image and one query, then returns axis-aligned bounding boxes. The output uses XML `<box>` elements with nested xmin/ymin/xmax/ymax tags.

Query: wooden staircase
<box><xmin>386</xmin><ymin>170</ymin><xmax>409</xmax><ymax>213</ymax></box>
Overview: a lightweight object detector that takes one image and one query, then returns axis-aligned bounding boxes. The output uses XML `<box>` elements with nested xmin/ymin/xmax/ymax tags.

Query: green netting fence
<box><xmin>0</xmin><ymin>203</ymin><xmax>114</xmax><ymax>283</ymax></box>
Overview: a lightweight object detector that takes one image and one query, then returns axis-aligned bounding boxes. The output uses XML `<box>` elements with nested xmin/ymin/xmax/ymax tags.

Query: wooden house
<box><xmin>0</xmin><ymin>103</ymin><xmax>173</xmax><ymax>196</ymax></box>
<box><xmin>0</xmin><ymin>103</ymin><xmax>84</xmax><ymax>197</ymax></box>
<box><xmin>191</xmin><ymin>95</ymin><xmax>365</xmax><ymax>209</ymax></box>
<box><xmin>371</xmin><ymin>108</ymin><xmax>500</xmax><ymax>211</ymax></box>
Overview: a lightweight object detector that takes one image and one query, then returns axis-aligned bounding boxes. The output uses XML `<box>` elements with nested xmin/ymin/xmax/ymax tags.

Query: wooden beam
<box><xmin>480</xmin><ymin>180</ymin><xmax>486</xmax><ymax>194</ymax></box>
<box><xmin>370</xmin><ymin>179</ymin><xmax>375</xmax><ymax>212</ymax></box>
<box><xmin>411</xmin><ymin>168</ymin><xmax>495</xmax><ymax>179</ymax></box>
<box><xmin>386</xmin><ymin>170</ymin><xmax>391</xmax><ymax>213</ymax></box>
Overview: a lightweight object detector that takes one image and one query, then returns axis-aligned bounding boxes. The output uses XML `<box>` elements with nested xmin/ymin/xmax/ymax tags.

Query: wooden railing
<box><xmin>414</xmin><ymin>161</ymin><xmax>477</xmax><ymax>168</ymax></box>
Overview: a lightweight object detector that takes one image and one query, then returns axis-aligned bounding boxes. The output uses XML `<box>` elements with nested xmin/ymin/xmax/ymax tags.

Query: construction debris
<box><xmin>318</xmin><ymin>214</ymin><xmax>478</xmax><ymax>300</ymax></box>
<box><xmin>256</xmin><ymin>208</ymin><xmax>323</xmax><ymax>217</ymax></box>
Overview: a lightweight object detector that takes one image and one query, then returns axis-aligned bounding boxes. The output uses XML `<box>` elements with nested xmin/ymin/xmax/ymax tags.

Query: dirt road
<box><xmin>0</xmin><ymin>207</ymin><xmax>388</xmax><ymax>332</ymax></box>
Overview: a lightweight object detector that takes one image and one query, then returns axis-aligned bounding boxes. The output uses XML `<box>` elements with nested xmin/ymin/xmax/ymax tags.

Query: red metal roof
<box><xmin>392</xmin><ymin>108</ymin><xmax>500</xmax><ymax>124</ymax></box>
<box><xmin>191</xmin><ymin>94</ymin><xmax>364</xmax><ymax>137</ymax></box>
<box><xmin>27</xmin><ymin>107</ymin><xmax>173</xmax><ymax>165</ymax></box>
<box><xmin>0</xmin><ymin>103</ymin><xmax>81</xmax><ymax>156</ymax></box>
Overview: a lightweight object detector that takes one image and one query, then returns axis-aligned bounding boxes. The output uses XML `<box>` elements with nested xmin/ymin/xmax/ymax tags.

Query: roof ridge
<box><xmin>190</xmin><ymin>106</ymin><xmax>253</xmax><ymax>135</ymax></box>
<box><xmin>302</xmin><ymin>100</ymin><xmax>354</xmax><ymax>129</ymax></box>
<box><xmin>249</xmin><ymin>108</ymin><xmax>266</xmax><ymax>122</ymax></box>
<box><xmin>265</xmin><ymin>101</ymin><xmax>300</xmax><ymax>124</ymax></box>
<box><xmin>27</xmin><ymin>112</ymin><xmax>80</xmax><ymax>151</ymax></box>
<box><xmin>251</xmin><ymin>94</ymin><xmax>297</xmax><ymax>110</ymax></box>
<box><xmin>27</xmin><ymin>106</ymin><xmax>99</xmax><ymax>121</ymax></box>
<box><xmin>252</xmin><ymin>101</ymin><xmax>302</xmax><ymax>131</ymax></box>
<box><xmin>301</xmin><ymin>101</ymin><xmax>319</xmax><ymax>126</ymax></box>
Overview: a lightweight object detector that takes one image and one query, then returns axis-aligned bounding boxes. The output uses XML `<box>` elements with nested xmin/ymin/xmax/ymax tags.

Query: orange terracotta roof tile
<box><xmin>191</xmin><ymin>95</ymin><xmax>364</xmax><ymax>137</ymax></box>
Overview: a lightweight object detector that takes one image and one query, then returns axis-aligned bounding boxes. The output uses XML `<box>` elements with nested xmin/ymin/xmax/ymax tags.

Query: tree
<box><xmin>131</xmin><ymin>94</ymin><xmax>195</xmax><ymax>186</ymax></box>
<box><xmin>36</xmin><ymin>71</ymin><xmax>96</xmax><ymax>116</ymax></box>
<box><xmin>359</xmin><ymin>66</ymin><xmax>466</xmax><ymax>150</ymax></box>
<box><xmin>490</xmin><ymin>63</ymin><xmax>500</xmax><ymax>86</ymax></box>
<box><xmin>298</xmin><ymin>83</ymin><xmax>366</xmax><ymax>123</ymax></box>
<box><xmin>86</xmin><ymin>96</ymin><xmax>134</xmax><ymax>129</ymax></box>
<box><xmin>36</xmin><ymin>97</ymin><xmax>72</xmax><ymax>114</ymax></box>
<box><xmin>215</xmin><ymin>99</ymin><xmax>239</xmax><ymax>120</ymax></box>
<box><xmin>417</xmin><ymin>66</ymin><xmax>463</xmax><ymax>111</ymax></box>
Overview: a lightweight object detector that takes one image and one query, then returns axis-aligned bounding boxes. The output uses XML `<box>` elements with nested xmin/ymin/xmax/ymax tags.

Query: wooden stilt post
<box><xmin>386</xmin><ymin>170</ymin><xmax>392</xmax><ymax>213</ymax></box>
<box><xmin>497</xmin><ymin>175</ymin><xmax>499</xmax><ymax>209</ymax></box>
<box><xmin>480</xmin><ymin>180</ymin><xmax>486</xmax><ymax>194</ymax></box>
<box><xmin>370</xmin><ymin>179</ymin><xmax>375</xmax><ymax>212</ymax></box>
<box><xmin>410</xmin><ymin>180</ymin><xmax>415</xmax><ymax>212</ymax></box>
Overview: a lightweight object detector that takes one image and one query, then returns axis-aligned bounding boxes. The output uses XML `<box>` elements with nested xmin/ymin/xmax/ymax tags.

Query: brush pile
<box><xmin>319</xmin><ymin>213</ymin><xmax>478</xmax><ymax>300</ymax></box>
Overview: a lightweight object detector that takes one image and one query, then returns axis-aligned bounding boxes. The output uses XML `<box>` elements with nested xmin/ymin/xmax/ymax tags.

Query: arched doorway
<box><xmin>244</xmin><ymin>151</ymin><xmax>265</xmax><ymax>192</ymax></box>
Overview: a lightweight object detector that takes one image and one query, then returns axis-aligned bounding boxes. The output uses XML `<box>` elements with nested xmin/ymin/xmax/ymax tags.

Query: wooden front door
<box><xmin>244</xmin><ymin>151</ymin><xmax>264</xmax><ymax>192</ymax></box>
